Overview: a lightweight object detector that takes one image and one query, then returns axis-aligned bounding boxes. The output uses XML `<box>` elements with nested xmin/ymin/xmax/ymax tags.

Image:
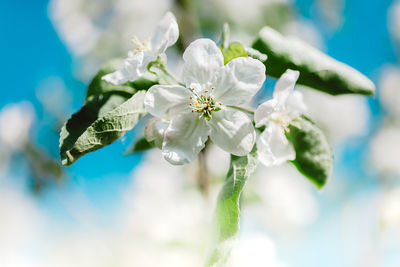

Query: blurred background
<box><xmin>1</xmin><ymin>0</ymin><xmax>399</xmax><ymax>266</ymax></box>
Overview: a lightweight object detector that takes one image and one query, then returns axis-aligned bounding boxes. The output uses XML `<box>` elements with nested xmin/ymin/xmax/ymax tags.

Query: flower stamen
<box><xmin>131</xmin><ymin>35</ymin><xmax>151</xmax><ymax>54</ymax></box>
<box><xmin>271</xmin><ymin>108</ymin><xmax>292</xmax><ymax>132</ymax></box>
<box><xmin>189</xmin><ymin>88</ymin><xmax>221</xmax><ymax>120</ymax></box>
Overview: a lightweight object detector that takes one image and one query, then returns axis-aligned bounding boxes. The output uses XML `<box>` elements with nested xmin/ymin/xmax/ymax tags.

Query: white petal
<box><xmin>144</xmin><ymin>85</ymin><xmax>193</xmax><ymax>120</ymax></box>
<box><xmin>102</xmin><ymin>69</ymin><xmax>129</xmax><ymax>85</ymax></box>
<box><xmin>102</xmin><ymin>51</ymin><xmax>151</xmax><ymax>84</ymax></box>
<box><xmin>151</xmin><ymin>12</ymin><xmax>179</xmax><ymax>54</ymax></box>
<box><xmin>273</xmin><ymin>69</ymin><xmax>300</xmax><ymax>107</ymax></box>
<box><xmin>162</xmin><ymin>113</ymin><xmax>210</xmax><ymax>165</ymax></box>
<box><xmin>286</xmin><ymin>90</ymin><xmax>306</xmax><ymax>117</ymax></box>
<box><xmin>142</xmin><ymin>50</ymin><xmax>157</xmax><ymax>68</ymax></box>
<box><xmin>144</xmin><ymin>117</ymin><xmax>169</xmax><ymax>148</ymax></box>
<box><xmin>209</xmin><ymin>108</ymin><xmax>256</xmax><ymax>156</ymax></box>
<box><xmin>214</xmin><ymin>57</ymin><xmax>266</xmax><ymax>105</ymax></box>
<box><xmin>257</xmin><ymin>122</ymin><xmax>295</xmax><ymax>166</ymax></box>
<box><xmin>254</xmin><ymin>99</ymin><xmax>277</xmax><ymax>127</ymax></box>
<box><xmin>183</xmin><ymin>38</ymin><xmax>224</xmax><ymax>88</ymax></box>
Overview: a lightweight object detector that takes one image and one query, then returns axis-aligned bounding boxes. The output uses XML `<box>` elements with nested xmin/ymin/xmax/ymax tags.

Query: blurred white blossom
<box><xmin>123</xmin><ymin>151</ymin><xmax>290</xmax><ymax>266</ymax></box>
<box><xmin>0</xmin><ymin>184</ymin><xmax>48</xmax><ymax>267</ymax></box>
<box><xmin>215</xmin><ymin>0</ymin><xmax>288</xmax><ymax>26</ymax></box>
<box><xmin>380</xmin><ymin>187</ymin><xmax>400</xmax><ymax>232</ymax></box>
<box><xmin>119</xmin><ymin>151</ymin><xmax>215</xmax><ymax>266</ymax></box>
<box><xmin>0</xmin><ymin>102</ymin><xmax>35</xmax><ymax>150</ymax></box>
<box><xmin>283</xmin><ymin>20</ymin><xmax>325</xmax><ymax>50</ymax></box>
<box><xmin>389</xmin><ymin>0</ymin><xmax>400</xmax><ymax>46</ymax></box>
<box><xmin>36</xmin><ymin>76</ymin><xmax>73</xmax><ymax>118</ymax></box>
<box><xmin>48</xmin><ymin>0</ymin><xmax>102</xmax><ymax>56</ymax></box>
<box><xmin>370</xmin><ymin>126</ymin><xmax>400</xmax><ymax>177</ymax></box>
<box><xmin>300</xmin><ymin>87</ymin><xmax>370</xmax><ymax>145</ymax></box>
<box><xmin>314</xmin><ymin>0</ymin><xmax>345</xmax><ymax>31</ymax></box>
<box><xmin>228</xmin><ymin>235</ymin><xmax>289</xmax><ymax>267</ymax></box>
<box><xmin>379</xmin><ymin>65</ymin><xmax>400</xmax><ymax>118</ymax></box>
<box><xmin>204</xmin><ymin>144</ymin><xmax>230</xmax><ymax>178</ymax></box>
<box><xmin>244</xmin><ymin>164</ymin><xmax>319</xmax><ymax>232</ymax></box>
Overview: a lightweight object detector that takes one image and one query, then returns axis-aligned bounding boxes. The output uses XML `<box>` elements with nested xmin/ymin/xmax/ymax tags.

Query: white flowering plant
<box><xmin>59</xmin><ymin>12</ymin><xmax>375</xmax><ymax>266</ymax></box>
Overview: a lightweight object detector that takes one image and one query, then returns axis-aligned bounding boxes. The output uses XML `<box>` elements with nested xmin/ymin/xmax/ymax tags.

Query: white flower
<box><xmin>102</xmin><ymin>12</ymin><xmax>179</xmax><ymax>84</ymax></box>
<box><xmin>144</xmin><ymin>38</ymin><xmax>266</xmax><ymax>165</ymax></box>
<box><xmin>254</xmin><ymin>69</ymin><xmax>305</xmax><ymax>166</ymax></box>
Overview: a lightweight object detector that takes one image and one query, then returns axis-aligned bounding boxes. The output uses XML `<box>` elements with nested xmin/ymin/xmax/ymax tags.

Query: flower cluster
<box><xmin>104</xmin><ymin>12</ymin><xmax>306</xmax><ymax>166</ymax></box>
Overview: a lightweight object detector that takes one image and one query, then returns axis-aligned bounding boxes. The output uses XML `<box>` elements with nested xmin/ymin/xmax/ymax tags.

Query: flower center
<box><xmin>131</xmin><ymin>35</ymin><xmax>151</xmax><ymax>54</ymax></box>
<box><xmin>271</xmin><ymin>109</ymin><xmax>292</xmax><ymax>131</ymax></box>
<box><xmin>188</xmin><ymin>87</ymin><xmax>222</xmax><ymax>120</ymax></box>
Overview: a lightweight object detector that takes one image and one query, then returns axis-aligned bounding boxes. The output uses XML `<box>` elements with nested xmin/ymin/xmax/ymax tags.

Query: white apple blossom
<box><xmin>254</xmin><ymin>69</ymin><xmax>305</xmax><ymax>166</ymax></box>
<box><xmin>102</xmin><ymin>12</ymin><xmax>179</xmax><ymax>85</ymax></box>
<box><xmin>144</xmin><ymin>38</ymin><xmax>266</xmax><ymax>165</ymax></box>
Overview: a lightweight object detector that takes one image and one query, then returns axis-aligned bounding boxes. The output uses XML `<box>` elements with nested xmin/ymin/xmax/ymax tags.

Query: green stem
<box><xmin>158</xmin><ymin>63</ymin><xmax>185</xmax><ymax>86</ymax></box>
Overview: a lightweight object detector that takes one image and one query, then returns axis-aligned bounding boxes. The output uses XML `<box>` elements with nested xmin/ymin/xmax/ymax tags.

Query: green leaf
<box><xmin>252</xmin><ymin>26</ymin><xmax>375</xmax><ymax>95</ymax></box>
<box><xmin>205</xmin><ymin>147</ymin><xmax>258</xmax><ymax>267</ymax></box>
<box><xmin>60</xmin><ymin>91</ymin><xmax>147</xmax><ymax>166</ymax></box>
<box><xmin>286</xmin><ymin>116</ymin><xmax>333</xmax><ymax>189</ymax></box>
<box><xmin>85</xmin><ymin>59</ymin><xmax>158</xmax><ymax>102</ymax></box>
<box><xmin>222</xmin><ymin>42</ymin><xmax>248</xmax><ymax>65</ymax></box>
<box><xmin>127</xmin><ymin>137</ymin><xmax>155</xmax><ymax>154</ymax></box>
